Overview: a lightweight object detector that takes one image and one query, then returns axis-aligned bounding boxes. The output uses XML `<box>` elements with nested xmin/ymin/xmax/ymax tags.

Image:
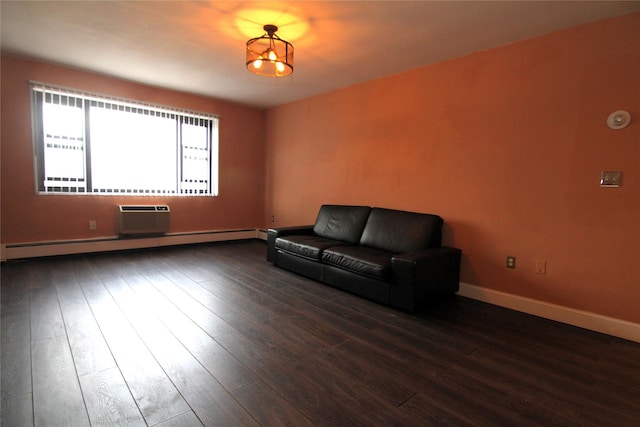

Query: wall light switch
<box><xmin>600</xmin><ymin>171</ymin><xmax>622</xmax><ymax>187</ymax></box>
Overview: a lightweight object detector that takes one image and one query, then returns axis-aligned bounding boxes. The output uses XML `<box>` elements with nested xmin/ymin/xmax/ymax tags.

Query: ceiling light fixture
<box><xmin>246</xmin><ymin>25</ymin><xmax>294</xmax><ymax>77</ymax></box>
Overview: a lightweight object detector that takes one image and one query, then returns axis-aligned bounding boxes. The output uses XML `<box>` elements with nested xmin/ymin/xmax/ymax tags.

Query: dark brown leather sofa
<box><xmin>267</xmin><ymin>205</ymin><xmax>461</xmax><ymax>312</ymax></box>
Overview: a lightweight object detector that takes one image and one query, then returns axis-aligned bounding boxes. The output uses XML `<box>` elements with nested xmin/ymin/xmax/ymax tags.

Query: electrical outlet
<box><xmin>506</xmin><ymin>256</ymin><xmax>516</xmax><ymax>269</ymax></box>
<box><xmin>536</xmin><ymin>260</ymin><xmax>547</xmax><ymax>274</ymax></box>
<box><xmin>89</xmin><ymin>220</ymin><xmax>97</xmax><ymax>230</ymax></box>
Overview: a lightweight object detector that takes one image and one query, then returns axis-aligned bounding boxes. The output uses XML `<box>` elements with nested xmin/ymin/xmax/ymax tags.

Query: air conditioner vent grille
<box><xmin>117</xmin><ymin>205</ymin><xmax>170</xmax><ymax>235</ymax></box>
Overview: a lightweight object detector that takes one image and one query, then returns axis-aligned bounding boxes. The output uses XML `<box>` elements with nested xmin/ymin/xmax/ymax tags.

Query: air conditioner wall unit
<box><xmin>118</xmin><ymin>205</ymin><xmax>170</xmax><ymax>235</ymax></box>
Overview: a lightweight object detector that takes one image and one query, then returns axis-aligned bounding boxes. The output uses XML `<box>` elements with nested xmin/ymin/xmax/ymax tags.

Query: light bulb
<box><xmin>253</xmin><ymin>59</ymin><xmax>263</xmax><ymax>69</ymax></box>
<box><xmin>276</xmin><ymin>61</ymin><xmax>285</xmax><ymax>73</ymax></box>
<box><xmin>268</xmin><ymin>50</ymin><xmax>278</xmax><ymax>61</ymax></box>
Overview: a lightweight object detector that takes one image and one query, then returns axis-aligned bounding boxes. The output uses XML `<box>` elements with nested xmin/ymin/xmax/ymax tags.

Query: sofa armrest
<box><xmin>390</xmin><ymin>247</ymin><xmax>462</xmax><ymax>312</ymax></box>
<box><xmin>267</xmin><ymin>225</ymin><xmax>315</xmax><ymax>263</ymax></box>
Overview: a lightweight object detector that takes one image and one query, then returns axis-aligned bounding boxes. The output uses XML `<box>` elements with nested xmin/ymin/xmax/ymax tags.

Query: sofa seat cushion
<box><xmin>275</xmin><ymin>235</ymin><xmax>348</xmax><ymax>261</ymax></box>
<box><xmin>322</xmin><ymin>246</ymin><xmax>394</xmax><ymax>280</ymax></box>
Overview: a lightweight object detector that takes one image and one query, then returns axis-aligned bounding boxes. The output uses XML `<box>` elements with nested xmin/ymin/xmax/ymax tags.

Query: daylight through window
<box><xmin>31</xmin><ymin>83</ymin><xmax>219</xmax><ymax>196</ymax></box>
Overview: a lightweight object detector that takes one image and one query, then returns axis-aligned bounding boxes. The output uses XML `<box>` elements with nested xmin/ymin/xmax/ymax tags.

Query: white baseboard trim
<box><xmin>1</xmin><ymin>229</ymin><xmax>259</xmax><ymax>261</ymax></box>
<box><xmin>458</xmin><ymin>282</ymin><xmax>640</xmax><ymax>343</ymax></box>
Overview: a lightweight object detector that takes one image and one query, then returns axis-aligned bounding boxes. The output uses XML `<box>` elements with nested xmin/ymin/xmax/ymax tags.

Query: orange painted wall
<box><xmin>264</xmin><ymin>13</ymin><xmax>640</xmax><ymax>323</ymax></box>
<box><xmin>1</xmin><ymin>55</ymin><xmax>265</xmax><ymax>243</ymax></box>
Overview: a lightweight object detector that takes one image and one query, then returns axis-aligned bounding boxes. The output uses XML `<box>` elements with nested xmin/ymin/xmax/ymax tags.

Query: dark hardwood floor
<box><xmin>1</xmin><ymin>240</ymin><xmax>639</xmax><ymax>426</ymax></box>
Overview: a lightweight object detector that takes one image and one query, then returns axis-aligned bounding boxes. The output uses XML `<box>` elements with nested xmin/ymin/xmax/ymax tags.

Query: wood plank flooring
<box><xmin>1</xmin><ymin>240</ymin><xmax>639</xmax><ymax>426</ymax></box>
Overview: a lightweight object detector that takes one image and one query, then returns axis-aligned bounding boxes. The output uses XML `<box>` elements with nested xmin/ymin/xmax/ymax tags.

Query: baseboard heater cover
<box><xmin>1</xmin><ymin>229</ymin><xmax>259</xmax><ymax>260</ymax></box>
<box><xmin>118</xmin><ymin>205</ymin><xmax>170</xmax><ymax>235</ymax></box>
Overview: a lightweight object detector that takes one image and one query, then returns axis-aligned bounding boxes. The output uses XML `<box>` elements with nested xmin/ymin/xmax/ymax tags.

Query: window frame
<box><xmin>30</xmin><ymin>82</ymin><xmax>219</xmax><ymax>196</ymax></box>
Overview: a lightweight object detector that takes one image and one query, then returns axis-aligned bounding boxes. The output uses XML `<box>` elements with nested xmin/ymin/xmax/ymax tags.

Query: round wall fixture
<box><xmin>606</xmin><ymin>110</ymin><xmax>631</xmax><ymax>129</ymax></box>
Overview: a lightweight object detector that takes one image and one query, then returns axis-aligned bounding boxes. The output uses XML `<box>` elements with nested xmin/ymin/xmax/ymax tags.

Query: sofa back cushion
<box><xmin>359</xmin><ymin>208</ymin><xmax>443</xmax><ymax>253</ymax></box>
<box><xmin>313</xmin><ymin>205</ymin><xmax>372</xmax><ymax>244</ymax></box>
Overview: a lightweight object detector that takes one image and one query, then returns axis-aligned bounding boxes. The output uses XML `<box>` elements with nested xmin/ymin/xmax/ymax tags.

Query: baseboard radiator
<box><xmin>2</xmin><ymin>229</ymin><xmax>261</xmax><ymax>261</ymax></box>
<box><xmin>118</xmin><ymin>205</ymin><xmax>170</xmax><ymax>235</ymax></box>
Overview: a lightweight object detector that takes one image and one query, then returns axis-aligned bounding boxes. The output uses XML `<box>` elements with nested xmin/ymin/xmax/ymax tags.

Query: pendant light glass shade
<box><xmin>246</xmin><ymin>25</ymin><xmax>294</xmax><ymax>77</ymax></box>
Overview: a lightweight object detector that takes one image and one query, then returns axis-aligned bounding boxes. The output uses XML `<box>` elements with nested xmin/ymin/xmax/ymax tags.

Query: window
<box><xmin>31</xmin><ymin>83</ymin><xmax>219</xmax><ymax>196</ymax></box>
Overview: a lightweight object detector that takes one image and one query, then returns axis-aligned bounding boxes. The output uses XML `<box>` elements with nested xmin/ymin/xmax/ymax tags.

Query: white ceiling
<box><xmin>2</xmin><ymin>1</ymin><xmax>639</xmax><ymax>109</ymax></box>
